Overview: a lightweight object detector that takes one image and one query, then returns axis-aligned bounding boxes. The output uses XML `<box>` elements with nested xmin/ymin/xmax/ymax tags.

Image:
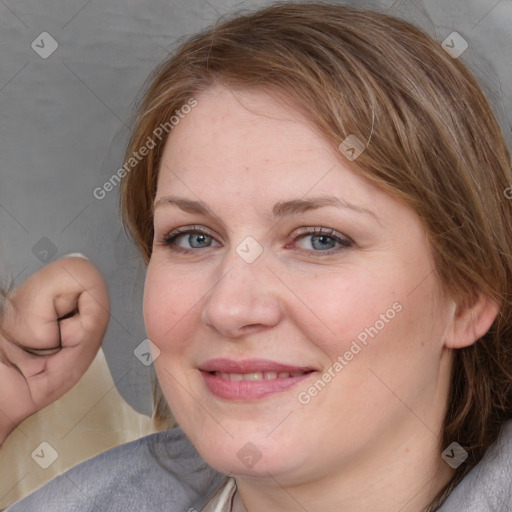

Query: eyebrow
<box><xmin>272</xmin><ymin>196</ymin><xmax>378</xmax><ymax>221</ymax></box>
<box><xmin>153</xmin><ymin>195</ymin><xmax>380</xmax><ymax>223</ymax></box>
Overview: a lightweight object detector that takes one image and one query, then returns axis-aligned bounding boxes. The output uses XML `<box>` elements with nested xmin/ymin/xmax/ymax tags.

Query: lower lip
<box><xmin>200</xmin><ymin>371</ymin><xmax>314</xmax><ymax>400</ymax></box>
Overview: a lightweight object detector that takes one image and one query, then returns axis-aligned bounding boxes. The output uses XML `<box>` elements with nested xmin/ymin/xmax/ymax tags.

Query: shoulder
<box><xmin>6</xmin><ymin>427</ymin><xmax>225</xmax><ymax>512</ymax></box>
<box><xmin>439</xmin><ymin>420</ymin><xmax>512</xmax><ymax>511</ymax></box>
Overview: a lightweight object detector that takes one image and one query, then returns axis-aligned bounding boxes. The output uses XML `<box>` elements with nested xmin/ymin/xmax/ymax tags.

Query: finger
<box><xmin>24</xmin><ymin>301</ymin><xmax>90</xmax><ymax>355</ymax></box>
<box><xmin>25</xmin><ymin>347</ymin><xmax>61</xmax><ymax>356</ymax></box>
<box><xmin>29</xmin><ymin>315</ymin><xmax>104</xmax><ymax>407</ymax></box>
<box><xmin>34</xmin><ymin>283</ymin><xmax>110</xmax><ymax>402</ymax></box>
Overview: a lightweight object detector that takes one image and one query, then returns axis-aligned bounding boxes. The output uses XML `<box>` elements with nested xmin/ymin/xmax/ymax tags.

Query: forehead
<box><xmin>156</xmin><ymin>85</ymin><xmax>386</xmax><ymax>216</ymax></box>
<box><xmin>162</xmin><ymin>86</ymin><xmax>329</xmax><ymax>166</ymax></box>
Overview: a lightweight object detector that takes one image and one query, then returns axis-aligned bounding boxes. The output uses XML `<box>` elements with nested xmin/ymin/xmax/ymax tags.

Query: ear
<box><xmin>444</xmin><ymin>293</ymin><xmax>499</xmax><ymax>349</ymax></box>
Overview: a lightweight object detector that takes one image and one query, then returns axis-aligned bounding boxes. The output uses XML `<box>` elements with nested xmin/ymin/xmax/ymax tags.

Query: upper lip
<box><xmin>198</xmin><ymin>358</ymin><xmax>315</xmax><ymax>374</ymax></box>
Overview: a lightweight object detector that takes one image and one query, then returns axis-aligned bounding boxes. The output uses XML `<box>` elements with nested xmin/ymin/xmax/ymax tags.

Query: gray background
<box><xmin>1</xmin><ymin>0</ymin><xmax>511</xmax><ymax>416</ymax></box>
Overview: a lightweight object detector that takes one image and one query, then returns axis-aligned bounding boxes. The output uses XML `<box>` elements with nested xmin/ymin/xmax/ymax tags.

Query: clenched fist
<box><xmin>0</xmin><ymin>255</ymin><xmax>110</xmax><ymax>446</ymax></box>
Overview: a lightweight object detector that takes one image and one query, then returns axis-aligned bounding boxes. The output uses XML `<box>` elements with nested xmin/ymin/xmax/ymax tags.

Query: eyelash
<box><xmin>159</xmin><ymin>225</ymin><xmax>353</xmax><ymax>256</ymax></box>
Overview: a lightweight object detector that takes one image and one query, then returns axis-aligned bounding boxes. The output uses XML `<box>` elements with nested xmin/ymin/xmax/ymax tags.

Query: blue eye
<box><xmin>294</xmin><ymin>228</ymin><xmax>352</xmax><ymax>253</ymax></box>
<box><xmin>177</xmin><ymin>233</ymin><xmax>213</xmax><ymax>249</ymax></box>
<box><xmin>162</xmin><ymin>227</ymin><xmax>220</xmax><ymax>252</ymax></box>
<box><xmin>303</xmin><ymin>234</ymin><xmax>337</xmax><ymax>250</ymax></box>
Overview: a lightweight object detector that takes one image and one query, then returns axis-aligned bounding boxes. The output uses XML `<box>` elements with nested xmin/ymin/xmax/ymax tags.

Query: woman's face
<box><xmin>144</xmin><ymin>85</ymin><xmax>455</xmax><ymax>483</ymax></box>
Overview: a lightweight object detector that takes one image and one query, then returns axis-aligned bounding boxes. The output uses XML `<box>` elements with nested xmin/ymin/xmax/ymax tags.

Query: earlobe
<box><xmin>444</xmin><ymin>294</ymin><xmax>499</xmax><ymax>349</ymax></box>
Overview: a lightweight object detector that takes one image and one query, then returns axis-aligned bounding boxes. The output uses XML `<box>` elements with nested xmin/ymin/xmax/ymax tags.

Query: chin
<box><xmin>194</xmin><ymin>434</ymin><xmax>305</xmax><ymax>479</ymax></box>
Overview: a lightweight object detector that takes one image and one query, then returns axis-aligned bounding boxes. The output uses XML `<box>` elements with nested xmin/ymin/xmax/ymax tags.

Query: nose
<box><xmin>201</xmin><ymin>249</ymin><xmax>283</xmax><ymax>338</ymax></box>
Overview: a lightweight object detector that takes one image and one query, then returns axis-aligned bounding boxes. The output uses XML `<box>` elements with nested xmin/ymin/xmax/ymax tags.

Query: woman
<box><xmin>8</xmin><ymin>3</ymin><xmax>512</xmax><ymax>511</ymax></box>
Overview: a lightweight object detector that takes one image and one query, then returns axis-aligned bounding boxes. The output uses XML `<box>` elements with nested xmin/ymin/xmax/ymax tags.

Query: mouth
<box><xmin>198</xmin><ymin>359</ymin><xmax>316</xmax><ymax>400</ymax></box>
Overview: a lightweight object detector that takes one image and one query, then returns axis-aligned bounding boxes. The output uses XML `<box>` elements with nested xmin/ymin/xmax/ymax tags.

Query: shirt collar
<box><xmin>200</xmin><ymin>478</ymin><xmax>237</xmax><ymax>512</ymax></box>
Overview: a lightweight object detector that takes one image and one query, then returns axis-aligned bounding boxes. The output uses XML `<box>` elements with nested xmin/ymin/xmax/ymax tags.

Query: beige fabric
<box><xmin>200</xmin><ymin>478</ymin><xmax>236</xmax><ymax>512</ymax></box>
<box><xmin>0</xmin><ymin>349</ymin><xmax>155</xmax><ymax>509</ymax></box>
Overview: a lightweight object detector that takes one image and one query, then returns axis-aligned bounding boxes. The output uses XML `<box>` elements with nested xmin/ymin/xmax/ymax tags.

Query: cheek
<box><xmin>286</xmin><ymin>266</ymin><xmax>402</xmax><ymax>357</ymax></box>
<box><xmin>143</xmin><ymin>263</ymin><xmax>197</xmax><ymax>352</ymax></box>
<box><xmin>288</xmin><ymin>262</ymin><xmax>442</xmax><ymax>366</ymax></box>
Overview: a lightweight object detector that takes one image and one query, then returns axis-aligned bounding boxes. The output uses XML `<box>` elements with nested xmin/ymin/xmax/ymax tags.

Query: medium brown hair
<box><xmin>120</xmin><ymin>3</ymin><xmax>512</xmax><ymax>509</ymax></box>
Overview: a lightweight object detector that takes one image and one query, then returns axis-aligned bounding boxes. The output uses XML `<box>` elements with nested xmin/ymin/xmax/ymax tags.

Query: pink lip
<box><xmin>199</xmin><ymin>358</ymin><xmax>316</xmax><ymax>400</ymax></box>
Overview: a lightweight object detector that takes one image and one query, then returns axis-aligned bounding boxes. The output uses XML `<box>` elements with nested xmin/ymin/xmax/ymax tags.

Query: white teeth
<box><xmin>241</xmin><ymin>372</ymin><xmax>260</xmax><ymax>381</ymax></box>
<box><xmin>215</xmin><ymin>371</ymin><xmax>305</xmax><ymax>381</ymax></box>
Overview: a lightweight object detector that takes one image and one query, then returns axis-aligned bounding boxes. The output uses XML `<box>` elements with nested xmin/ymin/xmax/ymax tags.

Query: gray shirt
<box><xmin>6</xmin><ymin>421</ymin><xmax>512</xmax><ymax>511</ymax></box>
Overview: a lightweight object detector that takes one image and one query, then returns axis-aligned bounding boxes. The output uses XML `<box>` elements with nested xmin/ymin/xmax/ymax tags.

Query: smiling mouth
<box><xmin>200</xmin><ymin>362</ymin><xmax>316</xmax><ymax>400</ymax></box>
